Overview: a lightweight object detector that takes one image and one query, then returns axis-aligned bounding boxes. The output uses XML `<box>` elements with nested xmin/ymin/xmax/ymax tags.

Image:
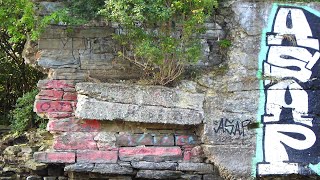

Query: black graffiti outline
<box><xmin>214</xmin><ymin>118</ymin><xmax>252</xmax><ymax>137</ymax></box>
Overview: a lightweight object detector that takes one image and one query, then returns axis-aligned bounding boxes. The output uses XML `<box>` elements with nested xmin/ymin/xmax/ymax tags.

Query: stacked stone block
<box><xmin>31</xmin><ymin>10</ymin><xmax>227</xmax><ymax>178</ymax></box>
<box><xmin>33</xmin><ymin>79</ymin><xmax>218</xmax><ymax>179</ymax></box>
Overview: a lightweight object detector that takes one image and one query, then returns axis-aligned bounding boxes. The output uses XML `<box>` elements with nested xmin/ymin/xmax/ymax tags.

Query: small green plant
<box><xmin>100</xmin><ymin>0</ymin><xmax>218</xmax><ymax>86</ymax></box>
<box><xmin>10</xmin><ymin>89</ymin><xmax>47</xmax><ymax>134</ymax></box>
<box><xmin>218</xmin><ymin>39</ymin><xmax>231</xmax><ymax>49</ymax></box>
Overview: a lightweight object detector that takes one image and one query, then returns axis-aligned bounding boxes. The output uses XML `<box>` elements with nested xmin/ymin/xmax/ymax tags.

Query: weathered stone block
<box><xmin>136</xmin><ymin>170</ymin><xmax>182</xmax><ymax>179</ymax></box>
<box><xmin>202</xmin><ymin>145</ymin><xmax>254</xmax><ymax>179</ymax></box>
<box><xmin>38</xmin><ymin>38</ymin><xmax>87</xmax><ymax>50</ymax></box>
<box><xmin>177</xmin><ymin>163</ymin><xmax>213</xmax><ymax>174</ymax></box>
<box><xmin>34</xmin><ymin>152</ymin><xmax>75</xmax><ymax>163</ymax></box>
<box><xmin>97</xmin><ymin>143</ymin><xmax>118</xmax><ymax>151</ymax></box>
<box><xmin>77</xmin><ymin>150</ymin><xmax>118</xmax><ymax>163</ymax></box>
<box><xmin>26</xmin><ymin>175</ymin><xmax>42</xmax><ymax>180</ymax></box>
<box><xmin>180</xmin><ymin>174</ymin><xmax>202</xmax><ymax>180</ymax></box>
<box><xmin>119</xmin><ymin>147</ymin><xmax>182</xmax><ymax>162</ymax></box>
<box><xmin>203</xmin><ymin>174</ymin><xmax>224</xmax><ymax>180</ymax></box>
<box><xmin>92</xmin><ymin>164</ymin><xmax>134</xmax><ymax>175</ymax></box>
<box><xmin>38</xmin><ymin>50</ymin><xmax>80</xmax><ymax>68</ymax></box>
<box><xmin>24</xmin><ymin>159</ymin><xmax>47</xmax><ymax>171</ymax></box>
<box><xmin>53</xmin><ymin>132</ymin><xmax>97</xmax><ymax>150</ymax></box>
<box><xmin>131</xmin><ymin>161</ymin><xmax>177</xmax><ymax>170</ymax></box>
<box><xmin>64</xmin><ymin>163</ymin><xmax>94</xmax><ymax>172</ymax></box>
<box><xmin>76</xmin><ymin>95</ymin><xmax>203</xmax><ymax>125</ymax></box>
<box><xmin>116</xmin><ymin>134</ymin><xmax>153</xmax><ymax>146</ymax></box>
<box><xmin>94</xmin><ymin>132</ymin><xmax>116</xmax><ymax>142</ymax></box>
<box><xmin>76</xmin><ymin>83</ymin><xmax>204</xmax><ymax>110</ymax></box>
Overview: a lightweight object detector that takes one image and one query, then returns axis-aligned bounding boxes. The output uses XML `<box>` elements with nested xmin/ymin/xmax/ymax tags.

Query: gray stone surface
<box><xmin>43</xmin><ymin>177</ymin><xmax>57</xmax><ymax>180</ymax></box>
<box><xmin>76</xmin><ymin>83</ymin><xmax>205</xmax><ymax>111</ymax></box>
<box><xmin>202</xmin><ymin>145</ymin><xmax>255</xmax><ymax>179</ymax></box>
<box><xmin>231</xmin><ymin>2</ymin><xmax>272</xmax><ymax>36</ymax></box>
<box><xmin>24</xmin><ymin>159</ymin><xmax>47</xmax><ymax>171</ymax></box>
<box><xmin>136</xmin><ymin>170</ymin><xmax>182</xmax><ymax>179</ymax></box>
<box><xmin>203</xmin><ymin>174</ymin><xmax>224</xmax><ymax>180</ymax></box>
<box><xmin>76</xmin><ymin>97</ymin><xmax>203</xmax><ymax>125</ymax></box>
<box><xmin>177</xmin><ymin>163</ymin><xmax>214</xmax><ymax>174</ymax></box>
<box><xmin>180</xmin><ymin>174</ymin><xmax>202</xmax><ymax>180</ymax></box>
<box><xmin>92</xmin><ymin>164</ymin><xmax>134</xmax><ymax>175</ymax></box>
<box><xmin>26</xmin><ymin>176</ymin><xmax>42</xmax><ymax>180</ymax></box>
<box><xmin>131</xmin><ymin>161</ymin><xmax>177</xmax><ymax>170</ymax></box>
<box><xmin>38</xmin><ymin>50</ymin><xmax>80</xmax><ymax>69</ymax></box>
<box><xmin>64</xmin><ymin>163</ymin><xmax>94</xmax><ymax>172</ymax></box>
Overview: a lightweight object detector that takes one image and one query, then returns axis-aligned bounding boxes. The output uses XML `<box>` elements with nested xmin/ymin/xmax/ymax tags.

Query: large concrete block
<box><xmin>75</xmin><ymin>83</ymin><xmax>204</xmax><ymax>125</ymax></box>
<box><xmin>76</xmin><ymin>83</ymin><xmax>205</xmax><ymax>111</ymax></box>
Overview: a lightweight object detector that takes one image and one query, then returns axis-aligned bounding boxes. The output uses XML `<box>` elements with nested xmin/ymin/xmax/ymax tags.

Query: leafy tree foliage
<box><xmin>0</xmin><ymin>0</ymin><xmax>44</xmax><ymax>126</ymax></box>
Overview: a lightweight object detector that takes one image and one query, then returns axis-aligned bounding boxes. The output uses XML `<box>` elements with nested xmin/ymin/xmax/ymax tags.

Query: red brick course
<box><xmin>119</xmin><ymin>147</ymin><xmax>182</xmax><ymax>162</ymax></box>
<box><xmin>47</xmin><ymin>119</ymin><xmax>101</xmax><ymax>132</ymax></box>
<box><xmin>53</xmin><ymin>132</ymin><xmax>97</xmax><ymax>150</ymax></box>
<box><xmin>35</xmin><ymin>100</ymin><xmax>74</xmax><ymax>113</ymax></box>
<box><xmin>34</xmin><ymin>152</ymin><xmax>75</xmax><ymax>163</ymax></box>
<box><xmin>77</xmin><ymin>150</ymin><xmax>118</xmax><ymax>163</ymax></box>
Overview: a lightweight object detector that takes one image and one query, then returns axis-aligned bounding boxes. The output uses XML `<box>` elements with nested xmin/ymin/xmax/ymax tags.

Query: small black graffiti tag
<box><xmin>213</xmin><ymin>118</ymin><xmax>251</xmax><ymax>136</ymax></box>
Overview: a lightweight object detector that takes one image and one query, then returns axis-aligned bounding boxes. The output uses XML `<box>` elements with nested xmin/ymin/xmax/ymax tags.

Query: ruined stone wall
<box><xmin>32</xmin><ymin>0</ymin><xmax>320</xmax><ymax>179</ymax></box>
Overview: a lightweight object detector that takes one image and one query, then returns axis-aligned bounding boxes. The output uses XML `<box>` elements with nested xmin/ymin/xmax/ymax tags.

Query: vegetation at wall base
<box><xmin>10</xmin><ymin>89</ymin><xmax>47</xmax><ymax>134</ymax></box>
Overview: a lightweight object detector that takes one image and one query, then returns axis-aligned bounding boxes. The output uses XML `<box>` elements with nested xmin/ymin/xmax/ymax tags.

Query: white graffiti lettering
<box><xmin>257</xmin><ymin>6</ymin><xmax>320</xmax><ymax>176</ymax></box>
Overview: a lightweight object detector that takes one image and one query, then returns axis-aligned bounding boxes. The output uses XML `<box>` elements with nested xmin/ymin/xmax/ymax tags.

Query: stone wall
<box><xmin>32</xmin><ymin>0</ymin><xmax>320</xmax><ymax>179</ymax></box>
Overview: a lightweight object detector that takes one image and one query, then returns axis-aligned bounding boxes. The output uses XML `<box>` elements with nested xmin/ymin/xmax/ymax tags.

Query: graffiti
<box><xmin>36</xmin><ymin>101</ymin><xmax>74</xmax><ymax>113</ymax></box>
<box><xmin>175</xmin><ymin>135</ymin><xmax>197</xmax><ymax>146</ymax></box>
<box><xmin>256</xmin><ymin>4</ymin><xmax>320</xmax><ymax>176</ymax></box>
<box><xmin>214</xmin><ymin>118</ymin><xmax>251</xmax><ymax>136</ymax></box>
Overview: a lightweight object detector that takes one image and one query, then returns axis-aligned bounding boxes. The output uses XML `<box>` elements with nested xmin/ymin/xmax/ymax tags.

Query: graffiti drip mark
<box><xmin>285</xmin><ymin>86</ymin><xmax>293</xmax><ymax>105</ymax></box>
<box><xmin>286</xmin><ymin>10</ymin><xmax>293</xmax><ymax>29</ymax></box>
<box><xmin>256</xmin><ymin>5</ymin><xmax>320</xmax><ymax>176</ymax></box>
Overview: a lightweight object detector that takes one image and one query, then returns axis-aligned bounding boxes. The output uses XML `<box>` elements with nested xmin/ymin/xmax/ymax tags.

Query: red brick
<box><xmin>40</xmin><ymin>80</ymin><xmax>75</xmax><ymax>89</ymax></box>
<box><xmin>119</xmin><ymin>147</ymin><xmax>182</xmax><ymax>162</ymax></box>
<box><xmin>183</xmin><ymin>150</ymin><xmax>192</xmax><ymax>161</ymax></box>
<box><xmin>80</xmin><ymin>120</ymin><xmax>101</xmax><ymax>131</ymax></box>
<box><xmin>116</xmin><ymin>134</ymin><xmax>153</xmax><ymax>146</ymax></box>
<box><xmin>53</xmin><ymin>132</ymin><xmax>97</xmax><ymax>150</ymax></box>
<box><xmin>63</xmin><ymin>92</ymin><xmax>77</xmax><ymax>101</ymax></box>
<box><xmin>175</xmin><ymin>135</ymin><xmax>197</xmax><ymax>146</ymax></box>
<box><xmin>35</xmin><ymin>100</ymin><xmax>73</xmax><ymax>113</ymax></box>
<box><xmin>34</xmin><ymin>152</ymin><xmax>75</xmax><ymax>163</ymax></box>
<box><xmin>77</xmin><ymin>150</ymin><xmax>118</xmax><ymax>163</ymax></box>
<box><xmin>47</xmin><ymin>119</ymin><xmax>101</xmax><ymax>132</ymax></box>
<box><xmin>47</xmin><ymin>112</ymin><xmax>73</xmax><ymax>119</ymax></box>
<box><xmin>37</xmin><ymin>90</ymin><xmax>64</xmax><ymax>100</ymax></box>
<box><xmin>47</xmin><ymin>152</ymin><xmax>75</xmax><ymax>163</ymax></box>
